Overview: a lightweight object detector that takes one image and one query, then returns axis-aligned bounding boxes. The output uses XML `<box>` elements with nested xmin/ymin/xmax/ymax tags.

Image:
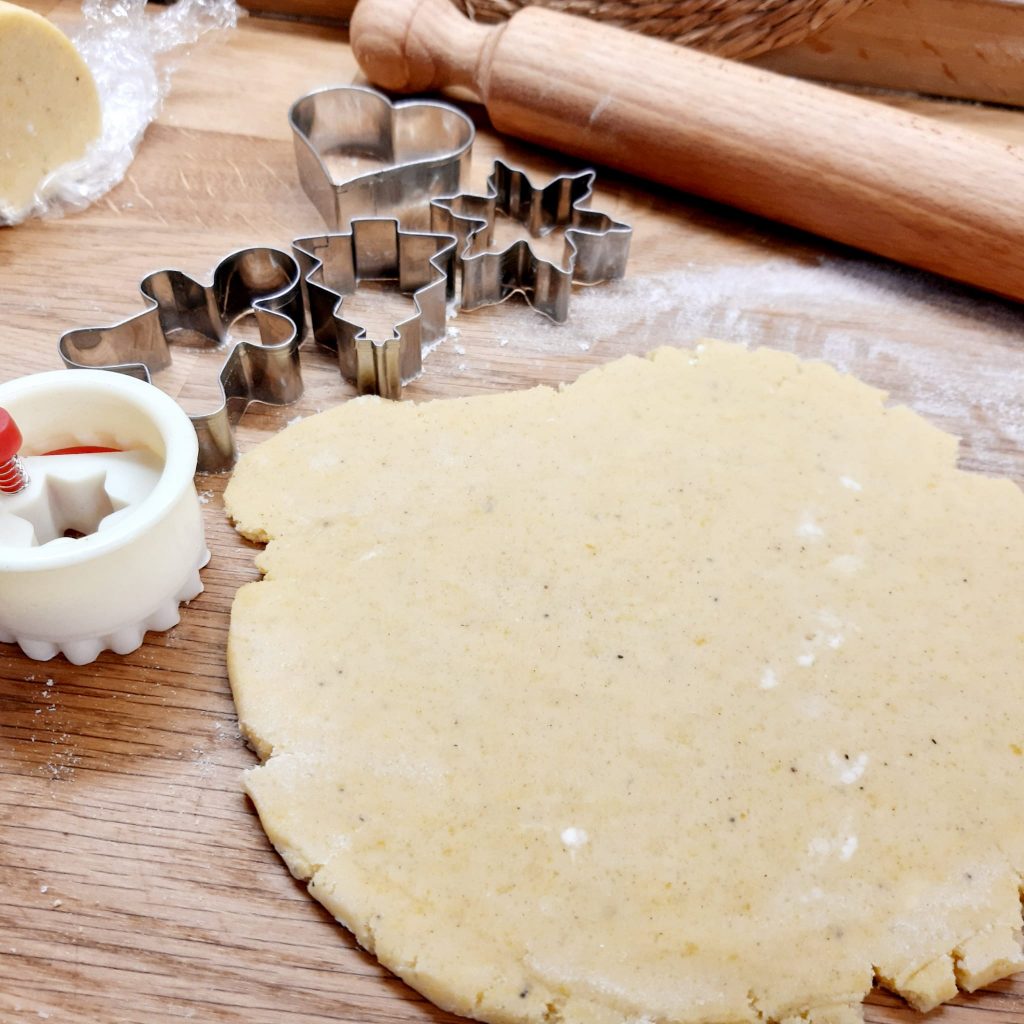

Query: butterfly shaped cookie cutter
<box><xmin>294</xmin><ymin>218</ymin><xmax>456</xmax><ymax>400</ymax></box>
<box><xmin>58</xmin><ymin>247</ymin><xmax>305</xmax><ymax>474</ymax></box>
<box><xmin>430</xmin><ymin>160</ymin><xmax>632</xmax><ymax>323</ymax></box>
<box><xmin>290</xmin><ymin>85</ymin><xmax>475</xmax><ymax>232</ymax></box>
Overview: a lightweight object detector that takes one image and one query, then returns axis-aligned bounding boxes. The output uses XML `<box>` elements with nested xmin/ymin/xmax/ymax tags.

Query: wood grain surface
<box><xmin>232</xmin><ymin>0</ymin><xmax>1024</xmax><ymax>109</ymax></box>
<box><xmin>348</xmin><ymin>0</ymin><xmax>1024</xmax><ymax>305</ymax></box>
<box><xmin>2</xmin><ymin>4</ymin><xmax>1024</xmax><ymax>1023</ymax></box>
<box><xmin>756</xmin><ymin>0</ymin><xmax>1024</xmax><ymax>107</ymax></box>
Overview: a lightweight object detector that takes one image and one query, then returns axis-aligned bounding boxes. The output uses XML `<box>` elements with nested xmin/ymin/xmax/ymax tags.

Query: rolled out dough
<box><xmin>226</xmin><ymin>343</ymin><xmax>1024</xmax><ymax>1024</ymax></box>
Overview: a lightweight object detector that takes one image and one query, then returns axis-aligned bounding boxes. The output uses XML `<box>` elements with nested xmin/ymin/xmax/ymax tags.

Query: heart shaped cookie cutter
<box><xmin>290</xmin><ymin>84</ymin><xmax>475</xmax><ymax>232</ymax></box>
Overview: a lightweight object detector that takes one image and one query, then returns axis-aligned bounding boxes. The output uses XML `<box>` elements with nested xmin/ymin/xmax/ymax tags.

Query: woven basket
<box><xmin>451</xmin><ymin>0</ymin><xmax>873</xmax><ymax>60</ymax></box>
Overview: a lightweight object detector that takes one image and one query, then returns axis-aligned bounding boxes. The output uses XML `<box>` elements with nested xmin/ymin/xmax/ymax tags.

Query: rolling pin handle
<box><xmin>351</xmin><ymin>0</ymin><xmax>1024</xmax><ymax>304</ymax></box>
<box><xmin>350</xmin><ymin>0</ymin><xmax>496</xmax><ymax>95</ymax></box>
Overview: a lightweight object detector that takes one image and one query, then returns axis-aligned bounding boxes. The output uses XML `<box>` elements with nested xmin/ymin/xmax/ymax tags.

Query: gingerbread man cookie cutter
<box><xmin>58</xmin><ymin>247</ymin><xmax>305</xmax><ymax>474</ymax></box>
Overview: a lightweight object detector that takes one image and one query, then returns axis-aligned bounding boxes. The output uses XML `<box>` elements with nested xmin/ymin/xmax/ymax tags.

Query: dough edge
<box><xmin>226</xmin><ymin>342</ymin><xmax>1024</xmax><ymax>1024</ymax></box>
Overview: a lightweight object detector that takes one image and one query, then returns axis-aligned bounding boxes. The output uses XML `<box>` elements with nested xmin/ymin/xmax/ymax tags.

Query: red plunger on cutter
<box><xmin>0</xmin><ymin>408</ymin><xmax>28</xmax><ymax>494</ymax></box>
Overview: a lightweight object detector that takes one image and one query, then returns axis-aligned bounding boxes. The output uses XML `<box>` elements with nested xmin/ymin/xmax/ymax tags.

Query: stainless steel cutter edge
<box><xmin>430</xmin><ymin>159</ymin><xmax>633</xmax><ymax>323</ymax></box>
<box><xmin>57</xmin><ymin>248</ymin><xmax>305</xmax><ymax>475</ymax></box>
<box><xmin>290</xmin><ymin>84</ymin><xmax>475</xmax><ymax>232</ymax></box>
<box><xmin>293</xmin><ymin>218</ymin><xmax>457</xmax><ymax>400</ymax></box>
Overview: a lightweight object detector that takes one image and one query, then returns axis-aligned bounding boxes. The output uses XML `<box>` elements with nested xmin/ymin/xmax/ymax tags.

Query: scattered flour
<box><xmin>469</xmin><ymin>256</ymin><xmax>1024</xmax><ymax>478</ymax></box>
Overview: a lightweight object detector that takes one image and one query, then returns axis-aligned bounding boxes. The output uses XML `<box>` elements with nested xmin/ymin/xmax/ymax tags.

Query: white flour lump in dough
<box><xmin>225</xmin><ymin>342</ymin><xmax>1024</xmax><ymax>1024</ymax></box>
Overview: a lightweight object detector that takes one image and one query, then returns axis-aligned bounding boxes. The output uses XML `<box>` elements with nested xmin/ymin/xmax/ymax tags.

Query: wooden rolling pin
<box><xmin>350</xmin><ymin>0</ymin><xmax>1024</xmax><ymax>303</ymax></box>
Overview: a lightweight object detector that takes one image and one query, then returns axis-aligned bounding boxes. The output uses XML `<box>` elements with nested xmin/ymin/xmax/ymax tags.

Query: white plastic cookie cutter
<box><xmin>0</xmin><ymin>370</ymin><xmax>210</xmax><ymax>665</ymax></box>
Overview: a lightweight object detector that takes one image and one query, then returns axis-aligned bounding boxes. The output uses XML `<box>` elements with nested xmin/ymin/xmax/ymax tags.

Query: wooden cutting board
<box><xmin>2</xmin><ymin>4</ymin><xmax>1024</xmax><ymax>1022</ymax></box>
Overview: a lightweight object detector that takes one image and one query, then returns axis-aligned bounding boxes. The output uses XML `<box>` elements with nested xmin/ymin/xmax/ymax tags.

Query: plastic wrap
<box><xmin>3</xmin><ymin>0</ymin><xmax>240</xmax><ymax>225</ymax></box>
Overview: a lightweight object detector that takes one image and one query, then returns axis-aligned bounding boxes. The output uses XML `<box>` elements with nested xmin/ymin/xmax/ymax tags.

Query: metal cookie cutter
<box><xmin>290</xmin><ymin>85</ymin><xmax>475</xmax><ymax>232</ymax></box>
<box><xmin>294</xmin><ymin>219</ymin><xmax>456</xmax><ymax>400</ymax></box>
<box><xmin>431</xmin><ymin>160</ymin><xmax>632</xmax><ymax>323</ymax></box>
<box><xmin>58</xmin><ymin>248</ymin><xmax>305</xmax><ymax>474</ymax></box>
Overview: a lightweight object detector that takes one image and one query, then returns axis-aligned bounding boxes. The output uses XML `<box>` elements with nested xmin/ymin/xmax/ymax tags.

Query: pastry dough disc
<box><xmin>226</xmin><ymin>343</ymin><xmax>1024</xmax><ymax>1024</ymax></box>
